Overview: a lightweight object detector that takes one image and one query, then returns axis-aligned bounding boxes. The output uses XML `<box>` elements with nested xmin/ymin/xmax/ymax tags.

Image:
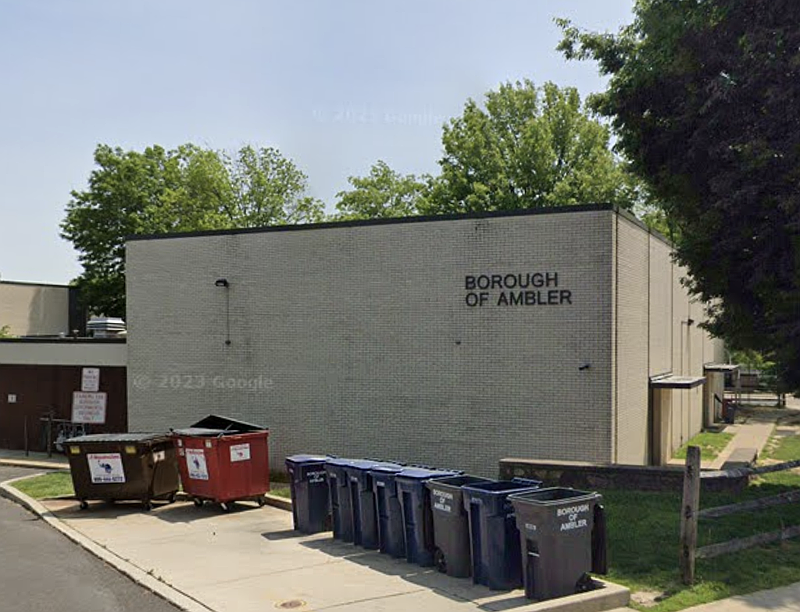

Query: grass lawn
<box><xmin>764</xmin><ymin>431</ymin><xmax>800</xmax><ymax>461</ymax></box>
<box><xmin>269</xmin><ymin>485</ymin><xmax>291</xmax><ymax>498</ymax></box>
<box><xmin>11</xmin><ymin>471</ymin><xmax>74</xmax><ymax>500</ymax></box>
<box><xmin>604</xmin><ymin>470</ymin><xmax>800</xmax><ymax>611</ymax></box>
<box><xmin>12</xmin><ymin>470</ymin><xmax>294</xmax><ymax>501</ymax></box>
<box><xmin>673</xmin><ymin>431</ymin><xmax>734</xmax><ymax>461</ymax></box>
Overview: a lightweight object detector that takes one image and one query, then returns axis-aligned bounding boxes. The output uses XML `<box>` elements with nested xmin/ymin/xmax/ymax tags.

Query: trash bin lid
<box><xmin>508</xmin><ymin>487</ymin><xmax>599</xmax><ymax>506</ymax></box>
<box><xmin>369</xmin><ymin>463</ymin><xmax>405</xmax><ymax>475</ymax></box>
<box><xmin>286</xmin><ymin>454</ymin><xmax>329</xmax><ymax>464</ymax></box>
<box><xmin>64</xmin><ymin>432</ymin><xmax>169</xmax><ymax>444</ymax></box>
<box><xmin>397</xmin><ymin>467</ymin><xmax>456</xmax><ymax>480</ymax></box>
<box><xmin>462</xmin><ymin>479</ymin><xmax>541</xmax><ymax>497</ymax></box>
<box><xmin>188</xmin><ymin>414</ymin><xmax>267</xmax><ymax>432</ymax></box>
<box><xmin>325</xmin><ymin>457</ymin><xmax>355</xmax><ymax>467</ymax></box>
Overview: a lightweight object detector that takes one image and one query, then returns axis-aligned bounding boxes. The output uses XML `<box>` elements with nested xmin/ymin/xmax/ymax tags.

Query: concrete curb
<box><xmin>0</xmin><ymin>476</ymin><xmax>216</xmax><ymax>612</ymax></box>
<box><xmin>513</xmin><ymin>581</ymin><xmax>630</xmax><ymax>612</ymax></box>
<box><xmin>0</xmin><ymin>458</ymin><xmax>69</xmax><ymax>470</ymax></box>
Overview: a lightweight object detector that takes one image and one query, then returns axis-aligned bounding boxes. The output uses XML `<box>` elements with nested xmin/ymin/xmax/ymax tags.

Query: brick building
<box><xmin>125</xmin><ymin>205</ymin><xmax>725</xmax><ymax>475</ymax></box>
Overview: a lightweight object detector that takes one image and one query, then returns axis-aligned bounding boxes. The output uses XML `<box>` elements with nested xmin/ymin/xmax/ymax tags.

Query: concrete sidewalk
<box><xmin>667</xmin><ymin>421</ymin><xmax>775</xmax><ymax>470</ymax></box>
<box><xmin>27</xmin><ymin>497</ymin><xmax>627</xmax><ymax>612</ymax></box>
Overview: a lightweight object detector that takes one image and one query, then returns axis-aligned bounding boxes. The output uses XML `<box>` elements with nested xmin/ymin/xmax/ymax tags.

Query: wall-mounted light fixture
<box><xmin>578</xmin><ymin>363</ymin><xmax>591</xmax><ymax>371</ymax></box>
<box><xmin>215</xmin><ymin>278</ymin><xmax>231</xmax><ymax>345</ymax></box>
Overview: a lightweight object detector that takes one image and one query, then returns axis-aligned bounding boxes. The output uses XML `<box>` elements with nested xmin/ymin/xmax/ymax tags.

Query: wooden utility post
<box><xmin>680</xmin><ymin>445</ymin><xmax>701</xmax><ymax>585</ymax></box>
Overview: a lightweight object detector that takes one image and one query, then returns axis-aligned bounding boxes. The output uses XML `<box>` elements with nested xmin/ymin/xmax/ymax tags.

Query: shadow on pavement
<box><xmin>294</xmin><ymin>535</ymin><xmax>525</xmax><ymax>607</ymax></box>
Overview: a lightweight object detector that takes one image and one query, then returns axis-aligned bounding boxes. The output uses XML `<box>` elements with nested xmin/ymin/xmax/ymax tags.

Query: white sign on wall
<box><xmin>81</xmin><ymin>367</ymin><xmax>100</xmax><ymax>392</ymax></box>
<box><xmin>230</xmin><ymin>443</ymin><xmax>251</xmax><ymax>462</ymax></box>
<box><xmin>87</xmin><ymin>453</ymin><xmax>126</xmax><ymax>484</ymax></box>
<box><xmin>72</xmin><ymin>392</ymin><xmax>107</xmax><ymax>424</ymax></box>
<box><xmin>186</xmin><ymin>448</ymin><xmax>209</xmax><ymax>480</ymax></box>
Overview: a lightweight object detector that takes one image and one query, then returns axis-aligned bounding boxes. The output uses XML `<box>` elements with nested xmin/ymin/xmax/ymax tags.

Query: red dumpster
<box><xmin>172</xmin><ymin>415</ymin><xmax>270</xmax><ymax>511</ymax></box>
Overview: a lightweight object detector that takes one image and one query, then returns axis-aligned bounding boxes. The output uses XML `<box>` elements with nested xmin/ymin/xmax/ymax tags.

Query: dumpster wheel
<box><xmin>142</xmin><ymin>500</ymin><xmax>153</xmax><ymax>511</ymax></box>
<box><xmin>257</xmin><ymin>496</ymin><xmax>266</xmax><ymax>507</ymax></box>
<box><xmin>79</xmin><ymin>500</ymin><xmax>89</xmax><ymax>510</ymax></box>
<box><xmin>193</xmin><ymin>498</ymin><xmax>204</xmax><ymax>508</ymax></box>
<box><xmin>220</xmin><ymin>501</ymin><xmax>233</xmax><ymax>513</ymax></box>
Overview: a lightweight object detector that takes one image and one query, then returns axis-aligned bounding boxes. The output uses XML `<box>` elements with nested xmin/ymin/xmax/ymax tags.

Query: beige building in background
<box><xmin>0</xmin><ymin>280</ymin><xmax>74</xmax><ymax>337</ymax></box>
<box><xmin>125</xmin><ymin>205</ymin><xmax>725</xmax><ymax>475</ymax></box>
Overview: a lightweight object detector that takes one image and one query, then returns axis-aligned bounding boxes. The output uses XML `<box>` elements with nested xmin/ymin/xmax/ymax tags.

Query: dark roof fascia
<box><xmin>0</xmin><ymin>338</ymin><xmax>126</xmax><ymax>344</ymax></box>
<box><xmin>0</xmin><ymin>280</ymin><xmax>72</xmax><ymax>289</ymax></box>
<box><xmin>127</xmin><ymin>203</ymin><xmax>619</xmax><ymax>243</ymax></box>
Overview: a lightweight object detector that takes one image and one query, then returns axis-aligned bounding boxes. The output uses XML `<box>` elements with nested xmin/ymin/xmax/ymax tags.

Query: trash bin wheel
<box><xmin>193</xmin><ymin>498</ymin><xmax>204</xmax><ymax>508</ymax></box>
<box><xmin>79</xmin><ymin>500</ymin><xmax>89</xmax><ymax>510</ymax></box>
<box><xmin>434</xmin><ymin>548</ymin><xmax>447</xmax><ymax>574</ymax></box>
<box><xmin>575</xmin><ymin>573</ymin><xmax>595</xmax><ymax>593</ymax></box>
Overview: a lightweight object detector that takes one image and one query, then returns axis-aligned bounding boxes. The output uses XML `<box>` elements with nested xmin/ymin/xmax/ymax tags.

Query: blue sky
<box><xmin>0</xmin><ymin>0</ymin><xmax>634</xmax><ymax>284</ymax></box>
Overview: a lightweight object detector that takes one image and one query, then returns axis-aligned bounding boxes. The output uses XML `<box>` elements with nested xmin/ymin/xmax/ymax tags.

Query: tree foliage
<box><xmin>559</xmin><ymin>0</ymin><xmax>800</xmax><ymax>388</ymax></box>
<box><xmin>427</xmin><ymin>80</ymin><xmax>643</xmax><ymax>213</ymax></box>
<box><xmin>333</xmin><ymin>160</ymin><xmax>431</xmax><ymax>220</ymax></box>
<box><xmin>0</xmin><ymin>324</ymin><xmax>11</xmax><ymax>338</ymax></box>
<box><xmin>62</xmin><ymin>144</ymin><xmax>323</xmax><ymax>316</ymax></box>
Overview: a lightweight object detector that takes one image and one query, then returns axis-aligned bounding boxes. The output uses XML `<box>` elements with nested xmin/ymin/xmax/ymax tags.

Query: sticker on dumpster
<box><xmin>557</xmin><ymin>503</ymin><xmax>591</xmax><ymax>532</ymax></box>
<box><xmin>152</xmin><ymin>450</ymin><xmax>166</xmax><ymax>462</ymax></box>
<box><xmin>230</xmin><ymin>443</ymin><xmax>251</xmax><ymax>462</ymax></box>
<box><xmin>87</xmin><ymin>453</ymin><xmax>126</xmax><ymax>484</ymax></box>
<box><xmin>186</xmin><ymin>448</ymin><xmax>209</xmax><ymax>480</ymax></box>
<box><xmin>432</xmin><ymin>489</ymin><xmax>454</xmax><ymax>513</ymax></box>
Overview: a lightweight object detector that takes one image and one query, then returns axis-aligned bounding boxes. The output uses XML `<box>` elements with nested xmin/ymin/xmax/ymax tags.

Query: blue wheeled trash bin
<box><xmin>370</xmin><ymin>463</ymin><xmax>407</xmax><ymax>558</ymax></box>
<box><xmin>426</xmin><ymin>474</ymin><xmax>493</xmax><ymax>577</ymax></box>
<box><xmin>396</xmin><ymin>467</ymin><xmax>458</xmax><ymax>566</ymax></box>
<box><xmin>325</xmin><ymin>457</ymin><xmax>356</xmax><ymax>542</ymax></box>
<box><xmin>285</xmin><ymin>454</ymin><xmax>330</xmax><ymax>534</ymax></box>
<box><xmin>462</xmin><ymin>478</ymin><xmax>542</xmax><ymax>590</ymax></box>
<box><xmin>344</xmin><ymin>460</ymin><xmax>402</xmax><ymax>549</ymax></box>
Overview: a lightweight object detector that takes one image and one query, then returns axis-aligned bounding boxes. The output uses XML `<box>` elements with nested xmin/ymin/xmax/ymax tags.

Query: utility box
<box><xmin>65</xmin><ymin>433</ymin><xmax>179</xmax><ymax>510</ymax></box>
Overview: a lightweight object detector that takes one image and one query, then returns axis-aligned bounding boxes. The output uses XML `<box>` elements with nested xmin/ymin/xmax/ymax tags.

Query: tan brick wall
<box><xmin>126</xmin><ymin>209</ymin><xmax>615</xmax><ymax>476</ymax></box>
<box><xmin>614</xmin><ymin>216</ymin><xmax>650</xmax><ymax>464</ymax></box>
<box><xmin>0</xmin><ymin>282</ymin><xmax>70</xmax><ymax>337</ymax></box>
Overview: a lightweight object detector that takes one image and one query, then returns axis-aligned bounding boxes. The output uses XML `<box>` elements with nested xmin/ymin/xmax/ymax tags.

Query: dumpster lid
<box><xmin>65</xmin><ymin>432</ymin><xmax>169</xmax><ymax>444</ymax></box>
<box><xmin>171</xmin><ymin>427</ymin><xmax>236</xmax><ymax>437</ymax></box>
<box><xmin>188</xmin><ymin>414</ymin><xmax>267</xmax><ymax>432</ymax></box>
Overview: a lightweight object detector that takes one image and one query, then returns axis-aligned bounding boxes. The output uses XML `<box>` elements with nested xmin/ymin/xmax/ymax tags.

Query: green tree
<box><xmin>558</xmin><ymin>0</ymin><xmax>800</xmax><ymax>389</ymax></box>
<box><xmin>427</xmin><ymin>80</ymin><xmax>643</xmax><ymax>214</ymax></box>
<box><xmin>62</xmin><ymin>143</ymin><xmax>322</xmax><ymax>316</ymax></box>
<box><xmin>333</xmin><ymin>160</ymin><xmax>432</xmax><ymax>220</ymax></box>
<box><xmin>0</xmin><ymin>324</ymin><xmax>11</xmax><ymax>338</ymax></box>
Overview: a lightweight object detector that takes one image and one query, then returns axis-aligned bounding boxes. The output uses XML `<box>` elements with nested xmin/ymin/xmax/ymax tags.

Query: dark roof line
<box><xmin>0</xmin><ymin>280</ymin><xmax>72</xmax><ymax>289</ymax></box>
<box><xmin>126</xmin><ymin>202</ymin><xmax>672</xmax><ymax>247</ymax></box>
